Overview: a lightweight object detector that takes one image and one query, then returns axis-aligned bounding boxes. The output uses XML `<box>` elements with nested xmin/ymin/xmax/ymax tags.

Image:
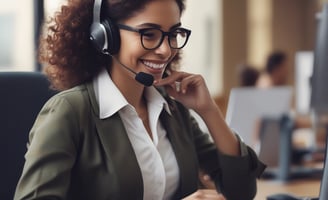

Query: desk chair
<box><xmin>0</xmin><ymin>71</ymin><xmax>57</xmax><ymax>199</ymax></box>
<box><xmin>259</xmin><ymin>115</ymin><xmax>323</xmax><ymax>181</ymax></box>
<box><xmin>258</xmin><ymin>115</ymin><xmax>294</xmax><ymax>180</ymax></box>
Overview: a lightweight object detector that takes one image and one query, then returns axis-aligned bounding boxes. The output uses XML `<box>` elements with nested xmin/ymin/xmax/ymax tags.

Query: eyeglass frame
<box><xmin>116</xmin><ymin>23</ymin><xmax>192</xmax><ymax>50</ymax></box>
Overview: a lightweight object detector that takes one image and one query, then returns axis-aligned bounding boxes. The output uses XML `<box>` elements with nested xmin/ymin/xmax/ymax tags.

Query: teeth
<box><xmin>143</xmin><ymin>61</ymin><xmax>165</xmax><ymax>69</ymax></box>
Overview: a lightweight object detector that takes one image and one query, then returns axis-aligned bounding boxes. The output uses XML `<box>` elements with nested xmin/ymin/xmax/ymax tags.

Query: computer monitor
<box><xmin>311</xmin><ymin>3</ymin><xmax>328</xmax><ymax>115</ymax></box>
<box><xmin>225</xmin><ymin>86</ymin><xmax>292</xmax><ymax>147</ymax></box>
<box><xmin>311</xmin><ymin>3</ymin><xmax>328</xmax><ymax>200</ymax></box>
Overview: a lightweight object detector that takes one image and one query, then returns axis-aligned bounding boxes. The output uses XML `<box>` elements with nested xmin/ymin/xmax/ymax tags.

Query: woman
<box><xmin>14</xmin><ymin>0</ymin><xmax>265</xmax><ymax>199</ymax></box>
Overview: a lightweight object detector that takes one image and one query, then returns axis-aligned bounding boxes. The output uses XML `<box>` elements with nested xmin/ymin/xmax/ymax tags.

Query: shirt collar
<box><xmin>145</xmin><ymin>83</ymin><xmax>172</xmax><ymax>116</ymax></box>
<box><xmin>93</xmin><ymin>68</ymin><xmax>171</xmax><ymax>119</ymax></box>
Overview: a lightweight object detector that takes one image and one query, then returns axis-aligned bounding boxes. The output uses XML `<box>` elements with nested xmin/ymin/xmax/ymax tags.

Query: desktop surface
<box><xmin>255</xmin><ymin>178</ymin><xmax>321</xmax><ymax>200</ymax></box>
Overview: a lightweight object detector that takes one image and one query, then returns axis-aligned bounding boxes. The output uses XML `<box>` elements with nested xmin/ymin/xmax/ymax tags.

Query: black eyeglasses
<box><xmin>117</xmin><ymin>24</ymin><xmax>191</xmax><ymax>50</ymax></box>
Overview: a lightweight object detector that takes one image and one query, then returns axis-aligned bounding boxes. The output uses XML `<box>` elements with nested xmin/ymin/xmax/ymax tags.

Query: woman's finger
<box><xmin>182</xmin><ymin>189</ymin><xmax>226</xmax><ymax>200</ymax></box>
<box><xmin>154</xmin><ymin>71</ymin><xmax>189</xmax><ymax>86</ymax></box>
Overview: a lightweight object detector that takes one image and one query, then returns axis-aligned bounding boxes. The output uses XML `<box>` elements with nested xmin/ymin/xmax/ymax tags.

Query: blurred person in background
<box><xmin>256</xmin><ymin>51</ymin><xmax>289</xmax><ymax>88</ymax></box>
<box><xmin>237</xmin><ymin>64</ymin><xmax>260</xmax><ymax>87</ymax></box>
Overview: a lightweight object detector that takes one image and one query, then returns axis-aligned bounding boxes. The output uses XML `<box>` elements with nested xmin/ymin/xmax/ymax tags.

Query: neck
<box><xmin>111</xmin><ymin>74</ymin><xmax>146</xmax><ymax>109</ymax></box>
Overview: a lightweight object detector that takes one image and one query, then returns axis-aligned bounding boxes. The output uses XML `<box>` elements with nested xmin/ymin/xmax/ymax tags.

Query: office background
<box><xmin>0</xmin><ymin>0</ymin><xmax>326</xmax><ymax>112</ymax></box>
<box><xmin>2</xmin><ymin>1</ymin><xmax>328</xmax><ymax>199</ymax></box>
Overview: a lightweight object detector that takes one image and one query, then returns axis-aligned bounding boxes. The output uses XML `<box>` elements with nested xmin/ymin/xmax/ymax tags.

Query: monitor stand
<box><xmin>261</xmin><ymin>115</ymin><xmax>323</xmax><ymax>181</ymax></box>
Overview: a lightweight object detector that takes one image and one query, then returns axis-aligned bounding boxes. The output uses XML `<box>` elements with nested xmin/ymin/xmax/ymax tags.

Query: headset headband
<box><xmin>93</xmin><ymin>0</ymin><xmax>102</xmax><ymax>24</ymax></box>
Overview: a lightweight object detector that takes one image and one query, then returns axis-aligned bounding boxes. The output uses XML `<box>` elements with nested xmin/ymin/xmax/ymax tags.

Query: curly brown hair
<box><xmin>39</xmin><ymin>0</ymin><xmax>186</xmax><ymax>90</ymax></box>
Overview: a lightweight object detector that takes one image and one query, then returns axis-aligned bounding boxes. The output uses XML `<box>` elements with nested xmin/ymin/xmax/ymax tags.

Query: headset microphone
<box><xmin>111</xmin><ymin>55</ymin><xmax>154</xmax><ymax>87</ymax></box>
<box><xmin>135</xmin><ymin>72</ymin><xmax>154</xmax><ymax>87</ymax></box>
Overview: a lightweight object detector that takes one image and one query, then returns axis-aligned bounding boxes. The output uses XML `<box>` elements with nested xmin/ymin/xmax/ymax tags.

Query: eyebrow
<box><xmin>136</xmin><ymin>22</ymin><xmax>182</xmax><ymax>30</ymax></box>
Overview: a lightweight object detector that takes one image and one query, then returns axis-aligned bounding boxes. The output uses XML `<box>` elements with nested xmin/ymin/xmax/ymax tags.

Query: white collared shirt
<box><xmin>93</xmin><ymin>68</ymin><xmax>180</xmax><ymax>200</ymax></box>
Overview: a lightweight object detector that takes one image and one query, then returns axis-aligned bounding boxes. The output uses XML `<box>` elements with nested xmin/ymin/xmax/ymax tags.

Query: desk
<box><xmin>255</xmin><ymin>179</ymin><xmax>321</xmax><ymax>200</ymax></box>
<box><xmin>200</xmin><ymin>171</ymin><xmax>321</xmax><ymax>199</ymax></box>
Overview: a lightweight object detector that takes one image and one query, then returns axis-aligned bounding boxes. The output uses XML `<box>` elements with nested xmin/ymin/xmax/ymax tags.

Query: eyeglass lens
<box><xmin>141</xmin><ymin>28</ymin><xmax>189</xmax><ymax>50</ymax></box>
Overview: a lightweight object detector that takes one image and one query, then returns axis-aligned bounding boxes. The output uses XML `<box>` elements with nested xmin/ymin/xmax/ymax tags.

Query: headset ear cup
<box><xmin>103</xmin><ymin>19</ymin><xmax>120</xmax><ymax>54</ymax></box>
<box><xmin>90</xmin><ymin>22</ymin><xmax>107</xmax><ymax>53</ymax></box>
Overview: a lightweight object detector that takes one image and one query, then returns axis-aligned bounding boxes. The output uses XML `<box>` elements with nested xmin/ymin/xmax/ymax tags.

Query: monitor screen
<box><xmin>311</xmin><ymin>3</ymin><xmax>328</xmax><ymax>115</ymax></box>
<box><xmin>295</xmin><ymin>51</ymin><xmax>314</xmax><ymax>115</ymax></box>
<box><xmin>225</xmin><ymin>86</ymin><xmax>292</xmax><ymax>147</ymax></box>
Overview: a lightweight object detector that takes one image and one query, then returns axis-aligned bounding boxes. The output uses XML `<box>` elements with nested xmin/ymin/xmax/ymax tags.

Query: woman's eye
<box><xmin>142</xmin><ymin>30</ymin><xmax>158</xmax><ymax>40</ymax></box>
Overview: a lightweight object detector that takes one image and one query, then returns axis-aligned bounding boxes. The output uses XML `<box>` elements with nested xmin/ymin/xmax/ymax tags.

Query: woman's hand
<box><xmin>154</xmin><ymin>70</ymin><xmax>217</xmax><ymax>115</ymax></box>
<box><xmin>156</xmin><ymin>70</ymin><xmax>240</xmax><ymax>156</ymax></box>
<box><xmin>182</xmin><ymin>189</ymin><xmax>226</xmax><ymax>200</ymax></box>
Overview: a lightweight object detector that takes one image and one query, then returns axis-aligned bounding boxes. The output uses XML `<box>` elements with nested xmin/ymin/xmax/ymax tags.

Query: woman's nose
<box><xmin>154</xmin><ymin>37</ymin><xmax>174</xmax><ymax>58</ymax></box>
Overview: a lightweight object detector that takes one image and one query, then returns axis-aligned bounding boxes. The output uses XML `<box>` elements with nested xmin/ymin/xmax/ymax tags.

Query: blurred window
<box><xmin>0</xmin><ymin>1</ymin><xmax>34</xmax><ymax>71</ymax></box>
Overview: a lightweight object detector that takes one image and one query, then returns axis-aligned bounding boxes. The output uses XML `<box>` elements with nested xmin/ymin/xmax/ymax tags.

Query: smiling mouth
<box><xmin>142</xmin><ymin>60</ymin><xmax>166</xmax><ymax>70</ymax></box>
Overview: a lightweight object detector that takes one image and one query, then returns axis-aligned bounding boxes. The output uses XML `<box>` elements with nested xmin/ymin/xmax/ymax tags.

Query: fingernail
<box><xmin>175</xmin><ymin>81</ymin><xmax>181</xmax><ymax>92</ymax></box>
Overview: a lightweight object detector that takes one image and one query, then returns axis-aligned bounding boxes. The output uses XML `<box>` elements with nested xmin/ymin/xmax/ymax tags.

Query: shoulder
<box><xmin>41</xmin><ymin>83</ymin><xmax>93</xmax><ymax>118</ymax></box>
<box><xmin>55</xmin><ymin>84</ymin><xmax>89</xmax><ymax>103</ymax></box>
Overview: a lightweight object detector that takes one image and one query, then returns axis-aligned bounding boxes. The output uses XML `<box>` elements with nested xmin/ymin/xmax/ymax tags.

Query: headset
<box><xmin>89</xmin><ymin>0</ymin><xmax>155</xmax><ymax>86</ymax></box>
<box><xmin>90</xmin><ymin>0</ymin><xmax>120</xmax><ymax>55</ymax></box>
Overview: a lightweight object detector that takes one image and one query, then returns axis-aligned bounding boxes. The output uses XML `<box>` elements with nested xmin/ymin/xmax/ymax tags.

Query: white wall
<box><xmin>181</xmin><ymin>0</ymin><xmax>223</xmax><ymax>96</ymax></box>
<box><xmin>44</xmin><ymin>0</ymin><xmax>66</xmax><ymax>18</ymax></box>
